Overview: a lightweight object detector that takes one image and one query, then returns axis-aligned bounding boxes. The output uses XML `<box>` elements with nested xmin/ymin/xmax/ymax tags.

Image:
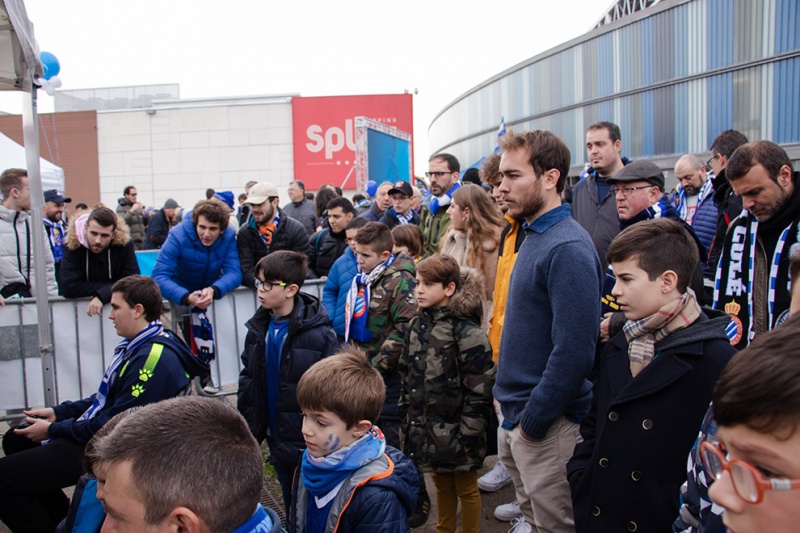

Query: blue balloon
<box><xmin>40</xmin><ymin>51</ymin><xmax>60</xmax><ymax>80</ymax></box>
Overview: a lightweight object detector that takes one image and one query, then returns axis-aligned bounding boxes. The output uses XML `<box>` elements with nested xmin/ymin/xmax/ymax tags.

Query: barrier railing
<box><xmin>0</xmin><ymin>280</ymin><xmax>326</xmax><ymax>420</ymax></box>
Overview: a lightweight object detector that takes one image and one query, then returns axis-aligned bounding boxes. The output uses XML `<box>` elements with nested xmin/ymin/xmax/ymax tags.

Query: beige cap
<box><xmin>244</xmin><ymin>182</ymin><xmax>279</xmax><ymax>205</ymax></box>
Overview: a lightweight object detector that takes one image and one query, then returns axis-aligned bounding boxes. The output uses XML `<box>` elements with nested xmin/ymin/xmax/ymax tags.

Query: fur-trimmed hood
<box><xmin>65</xmin><ymin>213</ymin><xmax>132</xmax><ymax>250</ymax></box>
<box><xmin>449</xmin><ymin>266</ymin><xmax>485</xmax><ymax>323</ymax></box>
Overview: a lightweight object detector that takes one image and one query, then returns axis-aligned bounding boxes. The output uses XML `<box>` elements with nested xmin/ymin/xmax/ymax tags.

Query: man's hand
<box><xmin>15</xmin><ymin>417</ymin><xmax>51</xmax><ymax>442</ymax></box>
<box><xmin>599</xmin><ymin>312</ymin><xmax>612</xmax><ymax>344</ymax></box>
<box><xmin>86</xmin><ymin>297</ymin><xmax>104</xmax><ymax>316</ymax></box>
<box><xmin>23</xmin><ymin>407</ymin><xmax>55</xmax><ymax>422</ymax></box>
<box><xmin>519</xmin><ymin>426</ymin><xmax>541</xmax><ymax>443</ymax></box>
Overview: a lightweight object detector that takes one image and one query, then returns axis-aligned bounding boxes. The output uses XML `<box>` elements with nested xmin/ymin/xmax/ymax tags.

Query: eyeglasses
<box><xmin>613</xmin><ymin>185</ymin><xmax>655</xmax><ymax>196</ymax></box>
<box><xmin>425</xmin><ymin>171</ymin><xmax>454</xmax><ymax>179</ymax></box>
<box><xmin>700</xmin><ymin>441</ymin><xmax>800</xmax><ymax>503</ymax></box>
<box><xmin>706</xmin><ymin>154</ymin><xmax>719</xmax><ymax>168</ymax></box>
<box><xmin>254</xmin><ymin>279</ymin><xmax>288</xmax><ymax>292</ymax></box>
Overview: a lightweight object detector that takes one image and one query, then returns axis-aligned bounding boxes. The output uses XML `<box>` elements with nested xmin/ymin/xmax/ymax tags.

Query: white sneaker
<box><xmin>478</xmin><ymin>460</ymin><xmax>512</xmax><ymax>491</ymax></box>
<box><xmin>495</xmin><ymin>499</ymin><xmax>522</xmax><ymax>522</ymax></box>
<box><xmin>507</xmin><ymin>516</ymin><xmax>532</xmax><ymax>533</ymax></box>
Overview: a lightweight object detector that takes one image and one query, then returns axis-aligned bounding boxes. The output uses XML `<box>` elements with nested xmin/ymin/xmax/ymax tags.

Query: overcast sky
<box><xmin>0</xmin><ymin>0</ymin><xmax>612</xmax><ymax>174</ymax></box>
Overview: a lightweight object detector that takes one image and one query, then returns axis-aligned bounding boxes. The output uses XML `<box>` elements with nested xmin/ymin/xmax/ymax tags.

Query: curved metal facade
<box><xmin>429</xmin><ymin>0</ymin><xmax>800</xmax><ymax>173</ymax></box>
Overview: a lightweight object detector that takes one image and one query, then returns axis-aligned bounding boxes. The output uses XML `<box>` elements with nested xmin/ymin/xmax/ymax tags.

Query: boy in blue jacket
<box><xmin>322</xmin><ymin>216</ymin><xmax>368</xmax><ymax>340</ymax></box>
<box><xmin>290</xmin><ymin>347</ymin><xmax>418</xmax><ymax>533</ymax></box>
<box><xmin>0</xmin><ymin>275</ymin><xmax>208</xmax><ymax>532</ymax></box>
<box><xmin>567</xmin><ymin>219</ymin><xmax>736</xmax><ymax>533</ymax></box>
<box><xmin>238</xmin><ymin>251</ymin><xmax>339</xmax><ymax>516</ymax></box>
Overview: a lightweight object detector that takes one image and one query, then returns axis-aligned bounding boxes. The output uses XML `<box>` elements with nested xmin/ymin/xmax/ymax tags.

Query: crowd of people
<box><xmin>0</xmin><ymin>120</ymin><xmax>798</xmax><ymax>533</ymax></box>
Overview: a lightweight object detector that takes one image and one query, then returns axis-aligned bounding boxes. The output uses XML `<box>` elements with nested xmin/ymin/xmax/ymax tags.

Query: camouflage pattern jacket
<box><xmin>399</xmin><ymin>268</ymin><xmax>496</xmax><ymax>472</ymax></box>
<box><xmin>353</xmin><ymin>253</ymin><xmax>417</xmax><ymax>425</ymax></box>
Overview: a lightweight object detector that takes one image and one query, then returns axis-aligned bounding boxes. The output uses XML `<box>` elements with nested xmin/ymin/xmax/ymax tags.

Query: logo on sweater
<box><xmin>131</xmin><ymin>383</ymin><xmax>145</xmax><ymax>398</ymax></box>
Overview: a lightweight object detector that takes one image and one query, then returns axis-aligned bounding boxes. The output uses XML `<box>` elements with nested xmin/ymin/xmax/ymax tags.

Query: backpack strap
<box><xmin>315</xmin><ymin>229</ymin><xmax>328</xmax><ymax>255</ymax></box>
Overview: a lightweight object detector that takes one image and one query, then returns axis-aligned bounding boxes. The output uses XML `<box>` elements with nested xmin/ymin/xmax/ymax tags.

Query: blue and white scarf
<box><xmin>301</xmin><ymin>426</ymin><xmax>386</xmax><ymax>497</ymax></box>
<box><xmin>78</xmin><ymin>320</ymin><xmax>164</xmax><ymax>421</ymax></box>
<box><xmin>231</xmin><ymin>504</ymin><xmax>274</xmax><ymax>533</ymax></box>
<box><xmin>676</xmin><ymin>176</ymin><xmax>714</xmax><ymax>223</ymax></box>
<box><xmin>428</xmin><ymin>182</ymin><xmax>461</xmax><ymax>216</ymax></box>
<box><xmin>344</xmin><ymin>254</ymin><xmax>396</xmax><ymax>343</ymax></box>
<box><xmin>190</xmin><ymin>307</ymin><xmax>215</xmax><ymax>363</ymax></box>
<box><xmin>43</xmin><ymin>218</ymin><xmax>66</xmax><ymax>263</ymax></box>
<box><xmin>396</xmin><ymin>209</ymin><xmax>415</xmax><ymax>225</ymax></box>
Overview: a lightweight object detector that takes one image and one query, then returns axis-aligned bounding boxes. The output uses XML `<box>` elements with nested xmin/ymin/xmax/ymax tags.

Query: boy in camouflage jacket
<box><xmin>347</xmin><ymin>222</ymin><xmax>418</xmax><ymax>448</ymax></box>
<box><xmin>399</xmin><ymin>255</ymin><xmax>496</xmax><ymax>533</ymax></box>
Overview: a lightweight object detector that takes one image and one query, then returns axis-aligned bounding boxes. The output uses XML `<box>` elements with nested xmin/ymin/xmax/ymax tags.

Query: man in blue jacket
<box><xmin>0</xmin><ymin>275</ymin><xmax>208</xmax><ymax>532</ymax></box>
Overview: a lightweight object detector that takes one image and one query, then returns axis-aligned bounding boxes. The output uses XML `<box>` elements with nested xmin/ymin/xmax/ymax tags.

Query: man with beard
<box><xmin>493</xmin><ymin>130</ymin><xmax>602</xmax><ymax>533</ymax></box>
<box><xmin>673</xmin><ymin>154</ymin><xmax>717</xmax><ymax>276</ymax></box>
<box><xmin>420</xmin><ymin>154</ymin><xmax>461</xmax><ymax>257</ymax></box>
<box><xmin>713</xmin><ymin>141</ymin><xmax>800</xmax><ymax>349</ymax></box>
<box><xmin>237</xmin><ymin>182</ymin><xmax>309</xmax><ymax>288</ymax></box>
<box><xmin>60</xmin><ymin>207</ymin><xmax>140</xmax><ymax>316</ymax></box>
<box><xmin>42</xmin><ymin>189</ymin><xmax>71</xmax><ymax>282</ymax></box>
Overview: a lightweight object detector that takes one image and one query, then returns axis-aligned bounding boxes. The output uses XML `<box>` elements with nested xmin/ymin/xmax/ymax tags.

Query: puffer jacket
<box><xmin>0</xmin><ymin>204</ymin><xmax>57</xmax><ymax>297</ymax></box>
<box><xmin>308</xmin><ymin>228</ymin><xmax>348</xmax><ymax>278</ymax></box>
<box><xmin>115</xmin><ymin>197</ymin><xmax>147</xmax><ymax>245</ymax></box>
<box><xmin>237</xmin><ymin>293</ymin><xmax>338</xmax><ymax>467</ymax></box>
<box><xmin>152</xmin><ymin>217</ymin><xmax>241</xmax><ymax>305</ymax></box>
<box><xmin>399</xmin><ymin>268</ymin><xmax>496</xmax><ymax>472</ymax></box>
<box><xmin>237</xmin><ymin>208</ymin><xmax>310</xmax><ymax>288</ymax></box>
<box><xmin>322</xmin><ymin>247</ymin><xmax>358</xmax><ymax>337</ymax></box>
<box><xmin>60</xmin><ymin>214</ymin><xmax>140</xmax><ymax>303</ymax></box>
<box><xmin>290</xmin><ymin>446</ymin><xmax>418</xmax><ymax>533</ymax></box>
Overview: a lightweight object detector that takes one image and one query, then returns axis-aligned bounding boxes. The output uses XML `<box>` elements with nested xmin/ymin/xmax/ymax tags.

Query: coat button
<box><xmin>591</xmin><ymin>506</ymin><xmax>601</xmax><ymax>516</ymax></box>
<box><xmin>599</xmin><ymin>457</ymin><xmax>609</xmax><ymax>468</ymax></box>
<box><xmin>415</xmin><ymin>356</ymin><xmax>419</xmax><ymax>361</ymax></box>
<box><xmin>642</xmin><ymin>419</ymin><xmax>653</xmax><ymax>430</ymax></box>
<box><xmin>631</xmin><ymin>470</ymin><xmax>642</xmax><ymax>481</ymax></box>
<box><xmin>608</xmin><ymin>411</ymin><xmax>619</xmax><ymax>422</ymax></box>
<box><xmin>627</xmin><ymin>521</ymin><xmax>638</xmax><ymax>531</ymax></box>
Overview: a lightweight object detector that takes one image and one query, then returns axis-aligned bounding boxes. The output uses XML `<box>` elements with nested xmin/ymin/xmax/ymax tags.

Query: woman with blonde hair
<box><xmin>440</xmin><ymin>184</ymin><xmax>504</xmax><ymax>329</ymax></box>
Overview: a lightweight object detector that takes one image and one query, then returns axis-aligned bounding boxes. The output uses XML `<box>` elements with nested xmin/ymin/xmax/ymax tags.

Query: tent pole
<box><xmin>21</xmin><ymin>77</ymin><xmax>57</xmax><ymax>407</ymax></box>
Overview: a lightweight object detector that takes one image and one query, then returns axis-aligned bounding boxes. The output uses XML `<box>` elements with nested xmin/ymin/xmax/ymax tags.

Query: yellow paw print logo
<box><xmin>138</xmin><ymin>368</ymin><xmax>153</xmax><ymax>382</ymax></box>
<box><xmin>131</xmin><ymin>383</ymin><xmax>145</xmax><ymax>397</ymax></box>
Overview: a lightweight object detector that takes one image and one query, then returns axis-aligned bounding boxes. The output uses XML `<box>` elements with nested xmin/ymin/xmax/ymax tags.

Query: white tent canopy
<box><xmin>0</xmin><ymin>131</ymin><xmax>64</xmax><ymax>191</ymax></box>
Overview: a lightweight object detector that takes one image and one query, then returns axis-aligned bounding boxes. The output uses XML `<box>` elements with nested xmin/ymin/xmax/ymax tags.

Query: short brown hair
<box><xmin>391</xmin><ymin>224</ymin><xmax>423</xmax><ymax>258</ymax></box>
<box><xmin>606</xmin><ymin>218</ymin><xmax>698</xmax><ymax>293</ymax></box>
<box><xmin>0</xmin><ymin>168</ymin><xmax>27</xmax><ymax>200</ymax></box>
<box><xmin>429</xmin><ymin>153</ymin><xmax>460</xmax><ymax>173</ymax></box>
<box><xmin>191</xmin><ymin>199</ymin><xmax>229</xmax><ymax>232</ymax></box>
<box><xmin>416</xmin><ymin>254</ymin><xmax>461</xmax><ymax>290</ymax></box>
<box><xmin>296</xmin><ymin>346</ymin><xmax>385</xmax><ymax>428</ymax></box>
<box><xmin>111</xmin><ymin>275</ymin><xmax>163</xmax><ymax>322</ymax></box>
<box><xmin>88</xmin><ymin>206</ymin><xmax>118</xmax><ymax>231</ymax></box>
<box><xmin>355</xmin><ymin>222</ymin><xmax>393</xmax><ymax>255</ymax></box>
<box><xmin>726</xmin><ymin>140</ymin><xmax>794</xmax><ymax>183</ymax></box>
<box><xmin>255</xmin><ymin>250</ymin><xmax>307</xmax><ymax>288</ymax></box>
<box><xmin>499</xmin><ymin>130</ymin><xmax>571</xmax><ymax>193</ymax></box>
<box><xmin>587</xmin><ymin>121</ymin><xmax>621</xmax><ymax>143</ymax></box>
<box><xmin>480</xmin><ymin>152</ymin><xmax>502</xmax><ymax>187</ymax></box>
<box><xmin>713</xmin><ymin>315</ymin><xmax>800</xmax><ymax>438</ymax></box>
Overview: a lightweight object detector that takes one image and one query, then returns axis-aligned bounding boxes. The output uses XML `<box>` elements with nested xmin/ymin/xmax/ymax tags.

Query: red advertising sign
<box><xmin>292</xmin><ymin>94</ymin><xmax>413</xmax><ymax>190</ymax></box>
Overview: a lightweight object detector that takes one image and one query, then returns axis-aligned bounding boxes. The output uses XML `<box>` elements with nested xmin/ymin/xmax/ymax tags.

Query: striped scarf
<box><xmin>344</xmin><ymin>254</ymin><xmax>396</xmax><ymax>343</ymax></box>
<box><xmin>676</xmin><ymin>177</ymin><xmax>714</xmax><ymax>223</ymax></box>
<box><xmin>623</xmin><ymin>289</ymin><xmax>701</xmax><ymax>378</ymax></box>
<box><xmin>78</xmin><ymin>320</ymin><xmax>164</xmax><ymax>421</ymax></box>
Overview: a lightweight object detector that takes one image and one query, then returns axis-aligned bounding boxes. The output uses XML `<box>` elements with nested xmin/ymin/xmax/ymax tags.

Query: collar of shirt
<box><xmin>522</xmin><ymin>203</ymin><xmax>572</xmax><ymax>234</ymax></box>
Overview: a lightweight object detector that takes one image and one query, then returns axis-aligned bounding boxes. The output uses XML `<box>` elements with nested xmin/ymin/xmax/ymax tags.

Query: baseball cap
<box><xmin>606</xmin><ymin>160</ymin><xmax>665</xmax><ymax>191</ymax></box>
<box><xmin>164</xmin><ymin>198</ymin><xmax>179</xmax><ymax>209</ymax></box>
<box><xmin>44</xmin><ymin>189</ymin><xmax>71</xmax><ymax>203</ymax></box>
<box><xmin>388</xmin><ymin>181</ymin><xmax>413</xmax><ymax>197</ymax></box>
<box><xmin>244</xmin><ymin>182</ymin><xmax>279</xmax><ymax>205</ymax></box>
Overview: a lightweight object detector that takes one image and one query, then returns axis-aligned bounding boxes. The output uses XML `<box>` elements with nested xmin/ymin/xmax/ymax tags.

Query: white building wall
<box><xmin>97</xmin><ymin>99</ymin><xmax>294</xmax><ymax>211</ymax></box>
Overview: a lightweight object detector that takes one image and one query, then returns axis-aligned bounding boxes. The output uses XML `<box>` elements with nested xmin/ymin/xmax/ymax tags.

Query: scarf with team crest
<box><xmin>344</xmin><ymin>254</ymin><xmax>396</xmax><ymax>343</ymax></box>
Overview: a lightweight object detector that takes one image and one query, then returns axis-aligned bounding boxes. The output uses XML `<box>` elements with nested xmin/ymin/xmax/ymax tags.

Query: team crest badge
<box><xmin>724</xmin><ymin>301</ymin><xmax>743</xmax><ymax>346</ymax></box>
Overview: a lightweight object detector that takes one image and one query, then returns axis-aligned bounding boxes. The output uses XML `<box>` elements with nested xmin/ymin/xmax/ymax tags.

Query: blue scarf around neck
<box><xmin>429</xmin><ymin>182</ymin><xmax>461</xmax><ymax>216</ymax></box>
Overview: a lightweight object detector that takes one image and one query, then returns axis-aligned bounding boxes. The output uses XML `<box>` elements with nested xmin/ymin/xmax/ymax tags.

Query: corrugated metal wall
<box><xmin>429</xmin><ymin>0</ymin><xmax>800</xmax><ymax>169</ymax></box>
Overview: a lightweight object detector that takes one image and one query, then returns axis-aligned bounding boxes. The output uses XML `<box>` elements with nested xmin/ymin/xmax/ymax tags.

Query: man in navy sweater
<box><xmin>494</xmin><ymin>130</ymin><xmax>602</xmax><ymax>533</ymax></box>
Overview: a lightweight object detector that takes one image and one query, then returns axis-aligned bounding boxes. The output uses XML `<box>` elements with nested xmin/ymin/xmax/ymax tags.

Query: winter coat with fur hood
<box><xmin>398</xmin><ymin>267</ymin><xmax>496</xmax><ymax>472</ymax></box>
<box><xmin>59</xmin><ymin>214</ymin><xmax>140</xmax><ymax>303</ymax></box>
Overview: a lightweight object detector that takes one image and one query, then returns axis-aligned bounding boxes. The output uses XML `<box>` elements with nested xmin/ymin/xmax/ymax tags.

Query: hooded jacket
<box><xmin>115</xmin><ymin>197</ymin><xmax>147</xmax><ymax>245</ymax></box>
<box><xmin>152</xmin><ymin>217</ymin><xmax>241</xmax><ymax>305</ymax></box>
<box><xmin>399</xmin><ymin>268</ymin><xmax>496</xmax><ymax>473</ymax></box>
<box><xmin>290</xmin><ymin>446</ymin><xmax>418</xmax><ymax>533</ymax></box>
<box><xmin>567</xmin><ymin>314</ymin><xmax>735</xmax><ymax>533</ymax></box>
<box><xmin>59</xmin><ymin>214</ymin><xmax>140</xmax><ymax>303</ymax></box>
<box><xmin>237</xmin><ymin>208</ymin><xmax>310</xmax><ymax>288</ymax></box>
<box><xmin>322</xmin><ymin>247</ymin><xmax>358</xmax><ymax>337</ymax></box>
<box><xmin>49</xmin><ymin>330</ymin><xmax>207</xmax><ymax>444</ymax></box>
<box><xmin>238</xmin><ymin>293</ymin><xmax>339</xmax><ymax>467</ymax></box>
<box><xmin>0</xmin><ymin>204</ymin><xmax>58</xmax><ymax>297</ymax></box>
<box><xmin>143</xmin><ymin>208</ymin><xmax>177</xmax><ymax>250</ymax></box>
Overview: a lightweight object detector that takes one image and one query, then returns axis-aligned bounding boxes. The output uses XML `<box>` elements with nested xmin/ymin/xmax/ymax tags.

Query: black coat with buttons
<box><xmin>567</xmin><ymin>313</ymin><xmax>735</xmax><ymax>533</ymax></box>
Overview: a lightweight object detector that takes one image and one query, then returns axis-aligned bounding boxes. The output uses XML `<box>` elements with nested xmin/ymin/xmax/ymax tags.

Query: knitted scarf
<box><xmin>249</xmin><ymin>213</ymin><xmax>280</xmax><ymax>251</ymax></box>
<box><xmin>78</xmin><ymin>320</ymin><xmax>164</xmax><ymax>421</ymax></box>
<box><xmin>344</xmin><ymin>254</ymin><xmax>396</xmax><ymax>343</ymax></box>
<box><xmin>623</xmin><ymin>289</ymin><xmax>701</xmax><ymax>378</ymax></box>
<box><xmin>620</xmin><ymin>196</ymin><xmax>678</xmax><ymax>229</ymax></box>
<box><xmin>676</xmin><ymin>177</ymin><xmax>714</xmax><ymax>224</ymax></box>
<box><xmin>429</xmin><ymin>182</ymin><xmax>461</xmax><ymax>216</ymax></box>
<box><xmin>301</xmin><ymin>426</ymin><xmax>386</xmax><ymax>497</ymax></box>
<box><xmin>394</xmin><ymin>208</ymin><xmax>415</xmax><ymax>225</ymax></box>
<box><xmin>190</xmin><ymin>307</ymin><xmax>215</xmax><ymax>363</ymax></box>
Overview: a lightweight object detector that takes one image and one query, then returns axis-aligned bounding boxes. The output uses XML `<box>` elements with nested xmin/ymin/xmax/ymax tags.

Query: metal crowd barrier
<box><xmin>0</xmin><ymin>280</ymin><xmax>326</xmax><ymax>421</ymax></box>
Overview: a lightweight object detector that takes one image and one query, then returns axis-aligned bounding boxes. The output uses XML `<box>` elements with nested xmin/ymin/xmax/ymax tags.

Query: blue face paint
<box><xmin>324</xmin><ymin>434</ymin><xmax>341</xmax><ymax>451</ymax></box>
